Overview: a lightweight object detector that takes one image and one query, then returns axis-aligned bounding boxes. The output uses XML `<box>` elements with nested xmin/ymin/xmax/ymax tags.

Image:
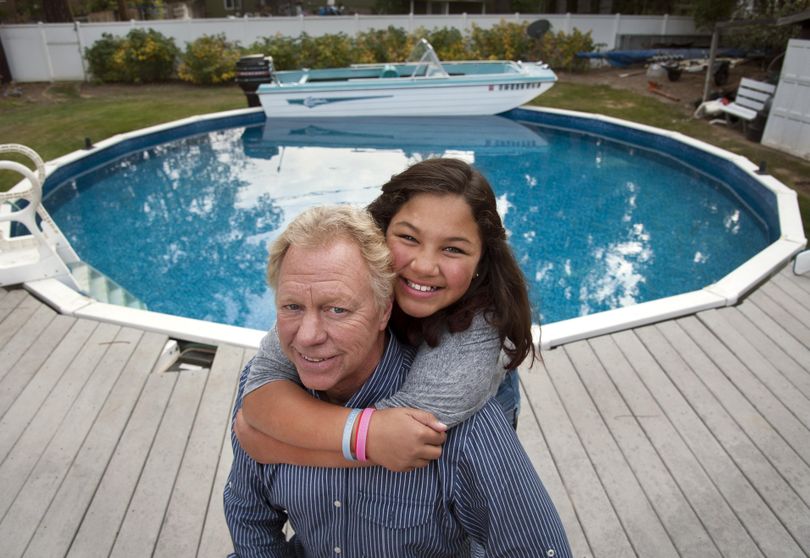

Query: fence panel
<box><xmin>0</xmin><ymin>14</ymin><xmax>698</xmax><ymax>83</ymax></box>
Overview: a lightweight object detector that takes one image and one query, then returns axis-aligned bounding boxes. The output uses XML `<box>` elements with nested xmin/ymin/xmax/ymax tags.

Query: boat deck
<box><xmin>0</xmin><ymin>263</ymin><xmax>808</xmax><ymax>557</ymax></box>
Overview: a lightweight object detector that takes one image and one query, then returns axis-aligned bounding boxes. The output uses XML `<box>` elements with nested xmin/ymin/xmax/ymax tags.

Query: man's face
<box><xmin>275</xmin><ymin>238</ymin><xmax>391</xmax><ymax>403</ymax></box>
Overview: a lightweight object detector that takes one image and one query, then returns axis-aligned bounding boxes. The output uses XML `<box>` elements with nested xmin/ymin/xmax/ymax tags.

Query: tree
<box><xmin>42</xmin><ymin>0</ymin><xmax>72</xmax><ymax>21</ymax></box>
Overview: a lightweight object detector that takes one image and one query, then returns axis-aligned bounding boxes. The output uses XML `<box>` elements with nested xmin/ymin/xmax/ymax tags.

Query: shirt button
<box><xmin>334</xmin><ymin>547</ymin><xmax>342</xmax><ymax>554</ymax></box>
<box><xmin>333</xmin><ymin>500</ymin><xmax>342</xmax><ymax>508</ymax></box>
<box><xmin>547</xmin><ymin>550</ymin><xmax>556</xmax><ymax>557</ymax></box>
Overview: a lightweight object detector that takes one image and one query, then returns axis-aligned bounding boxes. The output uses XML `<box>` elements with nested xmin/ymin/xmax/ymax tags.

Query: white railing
<box><xmin>0</xmin><ymin>13</ymin><xmax>700</xmax><ymax>82</ymax></box>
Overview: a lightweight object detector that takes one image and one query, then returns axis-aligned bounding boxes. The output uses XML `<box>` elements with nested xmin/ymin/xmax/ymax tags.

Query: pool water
<box><xmin>44</xmin><ymin>114</ymin><xmax>773</xmax><ymax>330</ymax></box>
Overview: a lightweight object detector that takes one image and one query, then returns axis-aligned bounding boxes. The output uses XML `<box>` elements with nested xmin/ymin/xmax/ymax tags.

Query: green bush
<box><xmin>536</xmin><ymin>28</ymin><xmax>595</xmax><ymax>72</ymax></box>
<box><xmin>469</xmin><ymin>20</ymin><xmax>532</xmax><ymax>61</ymax></box>
<box><xmin>297</xmin><ymin>32</ymin><xmax>356</xmax><ymax>69</ymax></box>
<box><xmin>246</xmin><ymin>35</ymin><xmax>298</xmax><ymax>70</ymax></box>
<box><xmin>85</xmin><ymin>33</ymin><xmax>127</xmax><ymax>82</ymax></box>
<box><xmin>178</xmin><ymin>34</ymin><xmax>241</xmax><ymax>85</ymax></box>
<box><xmin>416</xmin><ymin>26</ymin><xmax>469</xmax><ymax>61</ymax></box>
<box><xmin>85</xmin><ymin>28</ymin><xmax>179</xmax><ymax>83</ymax></box>
<box><xmin>353</xmin><ymin>26</ymin><xmax>412</xmax><ymax>64</ymax></box>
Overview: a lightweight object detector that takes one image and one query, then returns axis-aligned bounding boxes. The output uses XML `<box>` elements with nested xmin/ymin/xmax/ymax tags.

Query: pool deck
<box><xmin>0</xmin><ymin>264</ymin><xmax>808</xmax><ymax>557</ymax></box>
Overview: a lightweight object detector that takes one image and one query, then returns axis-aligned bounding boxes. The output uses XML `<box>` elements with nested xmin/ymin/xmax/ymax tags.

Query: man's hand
<box><xmin>366</xmin><ymin>408</ymin><xmax>447</xmax><ymax>472</ymax></box>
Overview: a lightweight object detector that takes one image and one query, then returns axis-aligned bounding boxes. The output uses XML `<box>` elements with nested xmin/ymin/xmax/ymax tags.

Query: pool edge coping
<box><xmin>23</xmin><ymin>104</ymin><xmax>808</xmax><ymax>351</ymax></box>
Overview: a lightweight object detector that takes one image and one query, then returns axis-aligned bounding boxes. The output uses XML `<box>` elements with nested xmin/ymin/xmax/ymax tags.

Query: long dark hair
<box><xmin>367</xmin><ymin>158</ymin><xmax>536</xmax><ymax>370</ymax></box>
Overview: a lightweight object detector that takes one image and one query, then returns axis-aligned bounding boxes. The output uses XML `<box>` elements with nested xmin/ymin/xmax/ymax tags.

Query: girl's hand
<box><xmin>366</xmin><ymin>408</ymin><xmax>447</xmax><ymax>472</ymax></box>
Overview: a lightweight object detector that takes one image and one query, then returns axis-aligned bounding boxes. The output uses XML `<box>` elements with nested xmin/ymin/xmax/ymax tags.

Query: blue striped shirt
<box><xmin>224</xmin><ymin>332</ymin><xmax>571</xmax><ymax>557</ymax></box>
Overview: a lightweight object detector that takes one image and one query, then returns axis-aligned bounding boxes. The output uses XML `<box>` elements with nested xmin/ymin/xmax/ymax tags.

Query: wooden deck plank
<box><xmin>767</xmin><ymin>273</ymin><xmax>810</xmax><ymax>316</ymax></box>
<box><xmin>108</xmin><ymin>368</ymin><xmax>208</xmax><ymax>558</ymax></box>
<box><xmin>198</xmin><ymin>348</ymin><xmax>253</xmax><ymax>558</ymax></box>
<box><xmin>612</xmin><ymin>327</ymin><xmax>763</xmax><ymax>558</ymax></box>
<box><xmin>154</xmin><ymin>344</ymin><xmax>245</xmax><ymax>558</ymax></box>
<box><xmin>715</xmin><ymin>306</ymin><xmax>810</xmax><ymax>404</ymax></box>
<box><xmin>774</xmin><ymin>266</ymin><xmax>810</xmax><ymax>296</ymax></box>
<box><xmin>0</xmin><ymin>318</ymin><xmax>96</xmax><ymax>462</ymax></box>
<box><xmin>559</xmin><ymin>340</ymin><xmax>680</xmax><ymax>558</ymax></box>
<box><xmin>747</xmin><ymin>289</ymin><xmax>810</xmax><ymax>350</ymax></box>
<box><xmin>0</xmin><ymin>321</ymin><xmax>119</xmax><ymax>519</ymax></box>
<box><xmin>0</xmin><ymin>326</ymin><xmax>144</xmax><ymax>558</ymax></box>
<box><xmin>586</xmin><ymin>334</ymin><xmax>722</xmax><ymax>557</ymax></box>
<box><xmin>21</xmin><ymin>331</ymin><xmax>168</xmax><ymax>558</ymax></box>
<box><xmin>696</xmin><ymin>309</ymin><xmax>810</xmax><ymax>431</ymax></box>
<box><xmin>0</xmin><ymin>290</ymin><xmax>43</xmax><ymax>349</ymax></box>
<box><xmin>0</xmin><ymin>303</ymin><xmax>56</xmax><ymax>385</ymax></box>
<box><xmin>522</xmin><ymin>350</ymin><xmax>636</xmax><ymax>558</ymax></box>
<box><xmin>66</xmin><ymin>368</ymin><xmax>179</xmax><ymax>557</ymax></box>
<box><xmin>0</xmin><ymin>314</ymin><xmax>76</xmax><ymax>420</ymax></box>
<box><xmin>0</xmin><ymin>289</ymin><xmax>29</xmax><ymax>326</ymax></box>
<box><xmin>516</xmin><ymin>378</ymin><xmax>592</xmax><ymax>558</ymax></box>
<box><xmin>658</xmin><ymin>317</ymin><xmax>809</xmax><ymax>556</ymax></box>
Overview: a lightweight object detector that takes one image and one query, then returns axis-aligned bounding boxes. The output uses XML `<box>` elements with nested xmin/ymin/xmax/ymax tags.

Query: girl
<box><xmin>237</xmin><ymin>157</ymin><xmax>536</xmax><ymax>471</ymax></box>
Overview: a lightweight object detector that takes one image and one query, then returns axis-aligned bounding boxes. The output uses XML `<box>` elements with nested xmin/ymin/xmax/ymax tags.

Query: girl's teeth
<box><xmin>407</xmin><ymin>280</ymin><xmax>438</xmax><ymax>292</ymax></box>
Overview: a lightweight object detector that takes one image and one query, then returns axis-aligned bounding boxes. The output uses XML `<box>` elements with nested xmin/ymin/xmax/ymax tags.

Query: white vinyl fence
<box><xmin>762</xmin><ymin>39</ymin><xmax>810</xmax><ymax>161</ymax></box>
<box><xmin>0</xmin><ymin>13</ymin><xmax>699</xmax><ymax>82</ymax></box>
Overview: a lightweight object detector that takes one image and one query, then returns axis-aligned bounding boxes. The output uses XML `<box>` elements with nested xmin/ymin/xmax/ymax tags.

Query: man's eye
<box><xmin>282</xmin><ymin>304</ymin><xmax>301</xmax><ymax>311</ymax></box>
<box><xmin>328</xmin><ymin>307</ymin><xmax>348</xmax><ymax>315</ymax></box>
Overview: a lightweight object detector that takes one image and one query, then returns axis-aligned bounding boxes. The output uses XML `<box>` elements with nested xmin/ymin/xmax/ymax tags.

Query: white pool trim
<box><xmin>23</xmin><ymin>105</ymin><xmax>808</xmax><ymax>351</ymax></box>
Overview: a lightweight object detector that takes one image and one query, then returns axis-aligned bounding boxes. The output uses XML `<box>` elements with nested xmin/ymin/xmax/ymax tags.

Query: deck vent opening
<box><xmin>154</xmin><ymin>339</ymin><xmax>217</xmax><ymax>374</ymax></box>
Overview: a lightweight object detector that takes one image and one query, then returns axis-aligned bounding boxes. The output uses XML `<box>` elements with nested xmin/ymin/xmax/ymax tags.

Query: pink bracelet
<box><xmin>355</xmin><ymin>408</ymin><xmax>376</xmax><ymax>462</ymax></box>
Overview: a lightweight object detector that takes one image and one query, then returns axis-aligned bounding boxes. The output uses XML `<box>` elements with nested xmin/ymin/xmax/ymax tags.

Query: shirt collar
<box><xmin>309</xmin><ymin>330</ymin><xmax>412</xmax><ymax>409</ymax></box>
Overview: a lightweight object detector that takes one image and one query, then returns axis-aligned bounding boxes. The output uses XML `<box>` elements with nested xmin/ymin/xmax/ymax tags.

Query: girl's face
<box><xmin>386</xmin><ymin>193</ymin><xmax>482</xmax><ymax>318</ymax></box>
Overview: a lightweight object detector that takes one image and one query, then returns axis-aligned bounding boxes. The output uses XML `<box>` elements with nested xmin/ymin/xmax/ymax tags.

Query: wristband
<box><xmin>342</xmin><ymin>408</ymin><xmax>362</xmax><ymax>461</ymax></box>
<box><xmin>355</xmin><ymin>408</ymin><xmax>376</xmax><ymax>462</ymax></box>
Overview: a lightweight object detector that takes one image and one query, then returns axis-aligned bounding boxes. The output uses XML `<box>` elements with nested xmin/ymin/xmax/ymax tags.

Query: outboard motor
<box><xmin>235</xmin><ymin>54</ymin><xmax>273</xmax><ymax>108</ymax></box>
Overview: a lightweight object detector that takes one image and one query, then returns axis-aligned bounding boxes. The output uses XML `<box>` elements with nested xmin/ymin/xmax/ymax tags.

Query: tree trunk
<box><xmin>117</xmin><ymin>0</ymin><xmax>130</xmax><ymax>20</ymax></box>
<box><xmin>42</xmin><ymin>0</ymin><xmax>73</xmax><ymax>22</ymax></box>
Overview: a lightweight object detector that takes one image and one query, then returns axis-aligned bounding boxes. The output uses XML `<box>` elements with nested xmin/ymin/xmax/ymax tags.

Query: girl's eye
<box><xmin>397</xmin><ymin>234</ymin><xmax>417</xmax><ymax>243</ymax></box>
<box><xmin>444</xmin><ymin>246</ymin><xmax>466</xmax><ymax>255</ymax></box>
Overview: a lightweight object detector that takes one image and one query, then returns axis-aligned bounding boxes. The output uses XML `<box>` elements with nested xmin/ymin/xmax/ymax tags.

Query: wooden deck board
<box><xmin>0</xmin><ymin>267</ymin><xmax>809</xmax><ymax>557</ymax></box>
<box><xmin>154</xmin><ymin>343</ymin><xmax>245</xmax><ymax>558</ymax></box>
<box><xmin>109</xmin><ymin>369</ymin><xmax>208</xmax><ymax>558</ymax></box>
<box><xmin>22</xmin><ymin>331</ymin><xmax>168</xmax><ymax>558</ymax></box>
<box><xmin>657</xmin><ymin>317</ymin><xmax>808</xmax><ymax>557</ymax></box>
<box><xmin>611</xmin><ymin>327</ymin><xmax>761</xmax><ymax>558</ymax></box>
<box><xmin>585</xmin><ymin>334</ymin><xmax>720</xmax><ymax>557</ymax></box>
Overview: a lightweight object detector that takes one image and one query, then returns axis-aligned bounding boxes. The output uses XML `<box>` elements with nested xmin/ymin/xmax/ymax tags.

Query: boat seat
<box><xmin>719</xmin><ymin>78</ymin><xmax>776</xmax><ymax>122</ymax></box>
<box><xmin>380</xmin><ymin>65</ymin><xmax>399</xmax><ymax>78</ymax></box>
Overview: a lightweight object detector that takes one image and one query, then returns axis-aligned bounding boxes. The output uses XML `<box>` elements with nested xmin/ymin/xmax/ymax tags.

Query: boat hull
<box><xmin>258</xmin><ymin>73</ymin><xmax>556</xmax><ymax>118</ymax></box>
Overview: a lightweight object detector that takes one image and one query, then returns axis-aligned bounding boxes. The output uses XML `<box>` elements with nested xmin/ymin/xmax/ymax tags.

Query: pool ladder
<box><xmin>0</xmin><ymin>144</ymin><xmax>146</xmax><ymax>310</ymax></box>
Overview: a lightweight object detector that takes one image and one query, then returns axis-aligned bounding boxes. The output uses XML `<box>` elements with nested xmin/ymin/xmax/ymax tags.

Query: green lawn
<box><xmin>2</xmin><ymin>79</ymin><xmax>808</xmax><ymax>236</ymax></box>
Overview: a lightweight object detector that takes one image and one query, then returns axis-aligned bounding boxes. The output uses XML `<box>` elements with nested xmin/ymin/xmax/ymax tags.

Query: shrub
<box><xmin>469</xmin><ymin>21</ymin><xmax>532</xmax><ymax>61</ymax></box>
<box><xmin>353</xmin><ymin>26</ymin><xmax>412</xmax><ymax>63</ymax></box>
<box><xmin>85</xmin><ymin>28</ymin><xmax>178</xmax><ymax>83</ymax></box>
<box><xmin>85</xmin><ymin>33</ymin><xmax>127</xmax><ymax>82</ymax></box>
<box><xmin>178</xmin><ymin>34</ymin><xmax>241</xmax><ymax>85</ymax></box>
<box><xmin>536</xmin><ymin>28</ymin><xmax>595</xmax><ymax>72</ymax></box>
<box><xmin>297</xmin><ymin>33</ymin><xmax>356</xmax><ymax>69</ymax></box>
<box><xmin>416</xmin><ymin>26</ymin><xmax>469</xmax><ymax>61</ymax></box>
<box><xmin>115</xmin><ymin>28</ymin><xmax>179</xmax><ymax>83</ymax></box>
<box><xmin>246</xmin><ymin>35</ymin><xmax>298</xmax><ymax>70</ymax></box>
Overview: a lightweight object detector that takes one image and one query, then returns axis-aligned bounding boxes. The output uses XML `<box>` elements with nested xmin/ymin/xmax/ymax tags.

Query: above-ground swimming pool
<box><xmin>39</xmin><ymin>107</ymin><xmax>786</xmax><ymax>339</ymax></box>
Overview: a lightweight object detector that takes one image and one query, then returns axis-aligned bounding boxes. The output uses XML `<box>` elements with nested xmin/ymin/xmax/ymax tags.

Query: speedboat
<box><xmin>257</xmin><ymin>39</ymin><xmax>557</xmax><ymax>118</ymax></box>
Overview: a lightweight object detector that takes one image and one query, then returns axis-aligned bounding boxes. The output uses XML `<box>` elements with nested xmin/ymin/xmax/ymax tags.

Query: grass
<box><xmin>1</xmin><ymin>78</ymin><xmax>808</xmax><ymax>236</ymax></box>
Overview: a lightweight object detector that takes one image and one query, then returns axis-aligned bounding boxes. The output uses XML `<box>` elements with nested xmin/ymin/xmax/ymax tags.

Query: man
<box><xmin>224</xmin><ymin>205</ymin><xmax>571</xmax><ymax>557</ymax></box>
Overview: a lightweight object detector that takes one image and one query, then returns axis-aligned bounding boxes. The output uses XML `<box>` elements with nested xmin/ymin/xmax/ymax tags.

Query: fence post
<box><xmin>74</xmin><ymin>21</ymin><xmax>88</xmax><ymax>82</ymax></box>
<box><xmin>661</xmin><ymin>13</ymin><xmax>669</xmax><ymax>36</ymax></box>
<box><xmin>612</xmin><ymin>12</ymin><xmax>621</xmax><ymax>50</ymax></box>
<box><xmin>564</xmin><ymin>12</ymin><xmax>571</xmax><ymax>33</ymax></box>
<box><xmin>38</xmin><ymin>22</ymin><xmax>55</xmax><ymax>82</ymax></box>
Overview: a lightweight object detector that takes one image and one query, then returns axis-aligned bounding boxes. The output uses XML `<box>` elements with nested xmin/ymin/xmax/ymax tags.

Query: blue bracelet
<box><xmin>342</xmin><ymin>408</ymin><xmax>362</xmax><ymax>461</ymax></box>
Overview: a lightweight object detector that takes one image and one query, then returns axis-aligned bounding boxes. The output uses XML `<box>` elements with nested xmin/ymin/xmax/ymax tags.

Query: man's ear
<box><xmin>379</xmin><ymin>297</ymin><xmax>393</xmax><ymax>331</ymax></box>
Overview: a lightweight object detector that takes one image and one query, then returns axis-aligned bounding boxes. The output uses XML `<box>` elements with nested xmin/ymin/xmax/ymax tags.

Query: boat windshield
<box><xmin>407</xmin><ymin>39</ymin><xmax>449</xmax><ymax>78</ymax></box>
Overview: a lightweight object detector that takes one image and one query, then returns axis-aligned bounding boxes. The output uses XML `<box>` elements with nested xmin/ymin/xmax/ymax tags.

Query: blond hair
<box><xmin>267</xmin><ymin>205</ymin><xmax>394</xmax><ymax>311</ymax></box>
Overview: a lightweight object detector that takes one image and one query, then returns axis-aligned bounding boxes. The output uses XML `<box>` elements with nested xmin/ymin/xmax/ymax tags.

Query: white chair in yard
<box><xmin>718</xmin><ymin>78</ymin><xmax>777</xmax><ymax>141</ymax></box>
